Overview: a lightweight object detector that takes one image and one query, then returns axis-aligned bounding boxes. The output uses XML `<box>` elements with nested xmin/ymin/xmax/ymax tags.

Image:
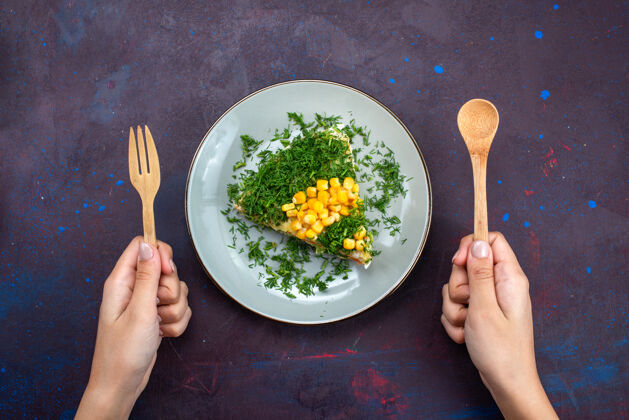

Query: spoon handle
<box><xmin>471</xmin><ymin>154</ymin><xmax>489</xmax><ymax>242</ymax></box>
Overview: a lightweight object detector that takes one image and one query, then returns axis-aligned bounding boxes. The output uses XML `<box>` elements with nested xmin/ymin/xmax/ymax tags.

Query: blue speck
<box><xmin>389</xmin><ymin>78</ymin><xmax>396</xmax><ymax>84</ymax></box>
<box><xmin>539</xmin><ymin>205</ymin><xmax>544</xmax><ymax>210</ymax></box>
<box><xmin>58</xmin><ymin>226</ymin><xmax>67</xmax><ymax>232</ymax></box>
<box><xmin>502</xmin><ymin>213</ymin><xmax>509</xmax><ymax>222</ymax></box>
<box><xmin>433</xmin><ymin>65</ymin><xmax>444</xmax><ymax>74</ymax></box>
<box><xmin>404</xmin><ymin>57</ymin><xmax>409</xmax><ymax>62</ymax></box>
<box><xmin>189</xmin><ymin>29</ymin><xmax>195</xmax><ymax>34</ymax></box>
<box><xmin>83</xmin><ymin>203</ymin><xmax>89</xmax><ymax>208</ymax></box>
<box><xmin>42</xmin><ymin>42</ymin><xmax>46</xmax><ymax>46</ymax></box>
<box><xmin>535</xmin><ymin>30</ymin><xmax>543</xmax><ymax>39</ymax></box>
<box><xmin>523</xmin><ymin>221</ymin><xmax>530</xmax><ymax>228</ymax></box>
<box><xmin>98</xmin><ymin>205</ymin><xmax>106</xmax><ymax>211</ymax></box>
<box><xmin>75</xmin><ymin>210</ymin><xmax>80</xmax><ymax>214</ymax></box>
<box><xmin>586</xmin><ymin>266</ymin><xmax>591</xmax><ymax>274</ymax></box>
<box><xmin>85</xmin><ymin>278</ymin><xmax>91</xmax><ymax>283</ymax></box>
<box><xmin>416</xmin><ymin>89</ymin><xmax>421</xmax><ymax>94</ymax></box>
<box><xmin>540</xmin><ymin>90</ymin><xmax>550</xmax><ymax>100</ymax></box>
<box><xmin>539</xmin><ymin>134</ymin><xmax>543</xmax><ymax>139</ymax></box>
<box><xmin>490</xmin><ymin>36</ymin><xmax>494</xmax><ymax>41</ymax></box>
<box><xmin>116</xmin><ymin>180</ymin><xmax>124</xmax><ymax>186</ymax></box>
<box><xmin>497</xmin><ymin>180</ymin><xmax>502</xmax><ymax>184</ymax></box>
<box><xmin>1</xmin><ymin>368</ymin><xmax>5</xmax><ymax>373</ymax></box>
<box><xmin>553</xmin><ymin>4</ymin><xmax>559</xmax><ymax>9</ymax></box>
<box><xmin>588</xmin><ymin>200</ymin><xmax>597</xmax><ymax>208</ymax></box>
<box><xmin>108</xmin><ymin>173</ymin><xmax>114</xmax><ymax>178</ymax></box>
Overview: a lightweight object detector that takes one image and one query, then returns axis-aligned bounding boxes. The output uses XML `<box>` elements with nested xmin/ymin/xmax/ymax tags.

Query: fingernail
<box><xmin>139</xmin><ymin>242</ymin><xmax>153</xmax><ymax>261</ymax></box>
<box><xmin>471</xmin><ymin>241</ymin><xmax>490</xmax><ymax>259</ymax></box>
<box><xmin>157</xmin><ymin>315</ymin><xmax>162</xmax><ymax>323</ymax></box>
<box><xmin>451</xmin><ymin>250</ymin><xmax>459</xmax><ymax>263</ymax></box>
<box><xmin>156</xmin><ymin>297</ymin><xmax>160</xmax><ymax>304</ymax></box>
<box><xmin>169</xmin><ymin>259</ymin><xmax>176</xmax><ymax>273</ymax></box>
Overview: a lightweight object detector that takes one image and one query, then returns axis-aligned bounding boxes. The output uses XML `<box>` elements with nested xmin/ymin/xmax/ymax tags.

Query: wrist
<box><xmin>77</xmin><ymin>380</ymin><xmax>137</xmax><ymax>420</ymax></box>
<box><xmin>487</xmin><ymin>374</ymin><xmax>557</xmax><ymax>420</ymax></box>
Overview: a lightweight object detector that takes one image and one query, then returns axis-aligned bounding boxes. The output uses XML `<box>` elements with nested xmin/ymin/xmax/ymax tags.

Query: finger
<box><xmin>160</xmin><ymin>306</ymin><xmax>192</xmax><ymax>338</ymax></box>
<box><xmin>490</xmin><ymin>232</ymin><xmax>531</xmax><ymax>318</ymax></box>
<box><xmin>441</xmin><ymin>314</ymin><xmax>465</xmax><ymax>344</ymax></box>
<box><xmin>157</xmin><ymin>241</ymin><xmax>174</xmax><ymax>275</ymax></box>
<box><xmin>466</xmin><ymin>240</ymin><xmax>499</xmax><ymax>311</ymax></box>
<box><xmin>448</xmin><ymin>264</ymin><xmax>470</xmax><ymax>304</ymax></box>
<box><xmin>157</xmin><ymin>274</ymin><xmax>182</xmax><ymax>305</ymax></box>
<box><xmin>101</xmin><ymin>236</ymin><xmax>143</xmax><ymax>320</ymax></box>
<box><xmin>452</xmin><ymin>234</ymin><xmax>474</xmax><ymax>266</ymax></box>
<box><xmin>158</xmin><ymin>284</ymin><xmax>189</xmax><ymax>323</ymax></box>
<box><xmin>442</xmin><ymin>284</ymin><xmax>468</xmax><ymax>327</ymax></box>
<box><xmin>129</xmin><ymin>241</ymin><xmax>162</xmax><ymax>311</ymax></box>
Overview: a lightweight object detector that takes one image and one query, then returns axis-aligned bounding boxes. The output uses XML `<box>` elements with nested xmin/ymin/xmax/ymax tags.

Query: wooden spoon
<box><xmin>457</xmin><ymin>99</ymin><xmax>499</xmax><ymax>242</ymax></box>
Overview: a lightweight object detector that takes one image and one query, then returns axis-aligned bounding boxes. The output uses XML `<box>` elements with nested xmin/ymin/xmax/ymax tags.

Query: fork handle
<box><xmin>142</xmin><ymin>198</ymin><xmax>157</xmax><ymax>246</ymax></box>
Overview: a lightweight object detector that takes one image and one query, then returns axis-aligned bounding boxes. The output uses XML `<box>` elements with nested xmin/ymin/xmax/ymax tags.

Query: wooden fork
<box><xmin>129</xmin><ymin>125</ymin><xmax>161</xmax><ymax>246</ymax></box>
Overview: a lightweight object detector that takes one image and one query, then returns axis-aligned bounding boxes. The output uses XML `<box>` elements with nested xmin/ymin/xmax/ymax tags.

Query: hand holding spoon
<box><xmin>457</xmin><ymin>99</ymin><xmax>499</xmax><ymax>242</ymax></box>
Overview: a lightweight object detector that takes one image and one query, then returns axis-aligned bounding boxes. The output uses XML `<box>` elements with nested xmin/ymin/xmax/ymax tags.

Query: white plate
<box><xmin>185</xmin><ymin>80</ymin><xmax>431</xmax><ymax>324</ymax></box>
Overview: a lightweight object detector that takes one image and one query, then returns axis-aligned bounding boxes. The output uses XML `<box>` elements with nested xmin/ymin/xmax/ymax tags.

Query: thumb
<box><xmin>129</xmin><ymin>241</ymin><xmax>161</xmax><ymax>310</ymax></box>
<box><xmin>466</xmin><ymin>240</ymin><xmax>498</xmax><ymax>309</ymax></box>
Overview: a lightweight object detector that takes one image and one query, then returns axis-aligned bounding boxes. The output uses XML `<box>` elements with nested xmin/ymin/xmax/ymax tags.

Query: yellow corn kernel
<box><xmin>319</xmin><ymin>208</ymin><xmax>329</xmax><ymax>219</ymax></box>
<box><xmin>328</xmin><ymin>195</ymin><xmax>338</xmax><ymax>205</ymax></box>
<box><xmin>307</xmin><ymin>198</ymin><xmax>318</xmax><ymax>209</ymax></box>
<box><xmin>281</xmin><ymin>203</ymin><xmax>295</xmax><ymax>212</ymax></box>
<box><xmin>317</xmin><ymin>190</ymin><xmax>330</xmax><ymax>204</ymax></box>
<box><xmin>343</xmin><ymin>238</ymin><xmax>356</xmax><ymax>250</ymax></box>
<box><xmin>306</xmin><ymin>187</ymin><xmax>317</xmax><ymax>198</ymax></box>
<box><xmin>300</xmin><ymin>202</ymin><xmax>309</xmax><ymax>211</ymax></box>
<box><xmin>355</xmin><ymin>239</ymin><xmax>365</xmax><ymax>251</ymax></box>
<box><xmin>338</xmin><ymin>190</ymin><xmax>348</xmax><ymax>204</ymax></box>
<box><xmin>312</xmin><ymin>200</ymin><xmax>324</xmax><ymax>213</ymax></box>
<box><xmin>316</xmin><ymin>179</ymin><xmax>329</xmax><ymax>191</ymax></box>
<box><xmin>291</xmin><ymin>220</ymin><xmax>302</xmax><ymax>231</ymax></box>
<box><xmin>305</xmin><ymin>229</ymin><xmax>316</xmax><ymax>239</ymax></box>
<box><xmin>286</xmin><ymin>209</ymin><xmax>298</xmax><ymax>217</ymax></box>
<box><xmin>330</xmin><ymin>177</ymin><xmax>341</xmax><ymax>188</ymax></box>
<box><xmin>339</xmin><ymin>206</ymin><xmax>350</xmax><ymax>216</ymax></box>
<box><xmin>312</xmin><ymin>221</ymin><xmax>324</xmax><ymax>234</ymax></box>
<box><xmin>354</xmin><ymin>226</ymin><xmax>366</xmax><ymax>240</ymax></box>
<box><xmin>296</xmin><ymin>229</ymin><xmax>307</xmax><ymax>240</ymax></box>
<box><xmin>343</xmin><ymin>177</ymin><xmax>355</xmax><ymax>190</ymax></box>
<box><xmin>293</xmin><ymin>191</ymin><xmax>306</xmax><ymax>205</ymax></box>
<box><xmin>351</xmin><ymin>183</ymin><xmax>359</xmax><ymax>193</ymax></box>
<box><xmin>297</xmin><ymin>211</ymin><xmax>305</xmax><ymax>221</ymax></box>
<box><xmin>307</xmin><ymin>209</ymin><xmax>317</xmax><ymax>218</ymax></box>
<box><xmin>329</xmin><ymin>186</ymin><xmax>339</xmax><ymax>195</ymax></box>
<box><xmin>331</xmin><ymin>211</ymin><xmax>340</xmax><ymax>222</ymax></box>
<box><xmin>322</xmin><ymin>216</ymin><xmax>335</xmax><ymax>226</ymax></box>
<box><xmin>329</xmin><ymin>204</ymin><xmax>342</xmax><ymax>212</ymax></box>
<box><xmin>347</xmin><ymin>191</ymin><xmax>357</xmax><ymax>200</ymax></box>
<box><xmin>304</xmin><ymin>214</ymin><xmax>317</xmax><ymax>225</ymax></box>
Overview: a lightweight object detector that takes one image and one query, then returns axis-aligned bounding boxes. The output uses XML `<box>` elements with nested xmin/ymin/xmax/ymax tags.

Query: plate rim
<box><xmin>184</xmin><ymin>79</ymin><xmax>433</xmax><ymax>325</ymax></box>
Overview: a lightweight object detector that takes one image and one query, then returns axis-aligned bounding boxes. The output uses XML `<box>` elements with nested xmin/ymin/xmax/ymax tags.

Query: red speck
<box><xmin>345</xmin><ymin>348</ymin><xmax>357</xmax><ymax>354</ymax></box>
<box><xmin>560</xmin><ymin>140</ymin><xmax>572</xmax><ymax>151</ymax></box>
<box><xmin>108</xmin><ymin>80</ymin><xmax>116</xmax><ymax>89</ymax></box>
<box><xmin>303</xmin><ymin>353</ymin><xmax>338</xmax><ymax>359</ymax></box>
<box><xmin>542</xmin><ymin>146</ymin><xmax>555</xmax><ymax>159</ymax></box>
<box><xmin>524</xmin><ymin>190</ymin><xmax>535</xmax><ymax>196</ymax></box>
<box><xmin>351</xmin><ymin>368</ymin><xmax>409</xmax><ymax>416</ymax></box>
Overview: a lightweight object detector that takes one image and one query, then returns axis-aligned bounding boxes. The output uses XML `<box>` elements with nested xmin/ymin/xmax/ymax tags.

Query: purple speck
<box><xmin>433</xmin><ymin>65</ymin><xmax>444</xmax><ymax>74</ymax></box>
<box><xmin>540</xmin><ymin>90</ymin><xmax>550</xmax><ymax>100</ymax></box>
<box><xmin>108</xmin><ymin>81</ymin><xmax>116</xmax><ymax>89</ymax></box>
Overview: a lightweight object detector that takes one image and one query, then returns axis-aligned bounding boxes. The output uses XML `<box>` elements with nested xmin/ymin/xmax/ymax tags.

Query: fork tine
<box><xmin>136</xmin><ymin>125</ymin><xmax>148</xmax><ymax>175</ymax></box>
<box><xmin>128</xmin><ymin>127</ymin><xmax>140</xmax><ymax>182</ymax></box>
<box><xmin>144</xmin><ymin>125</ymin><xmax>161</xmax><ymax>178</ymax></box>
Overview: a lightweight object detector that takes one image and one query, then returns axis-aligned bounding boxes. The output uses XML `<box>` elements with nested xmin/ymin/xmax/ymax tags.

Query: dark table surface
<box><xmin>1</xmin><ymin>1</ymin><xmax>627</xmax><ymax>418</ymax></box>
